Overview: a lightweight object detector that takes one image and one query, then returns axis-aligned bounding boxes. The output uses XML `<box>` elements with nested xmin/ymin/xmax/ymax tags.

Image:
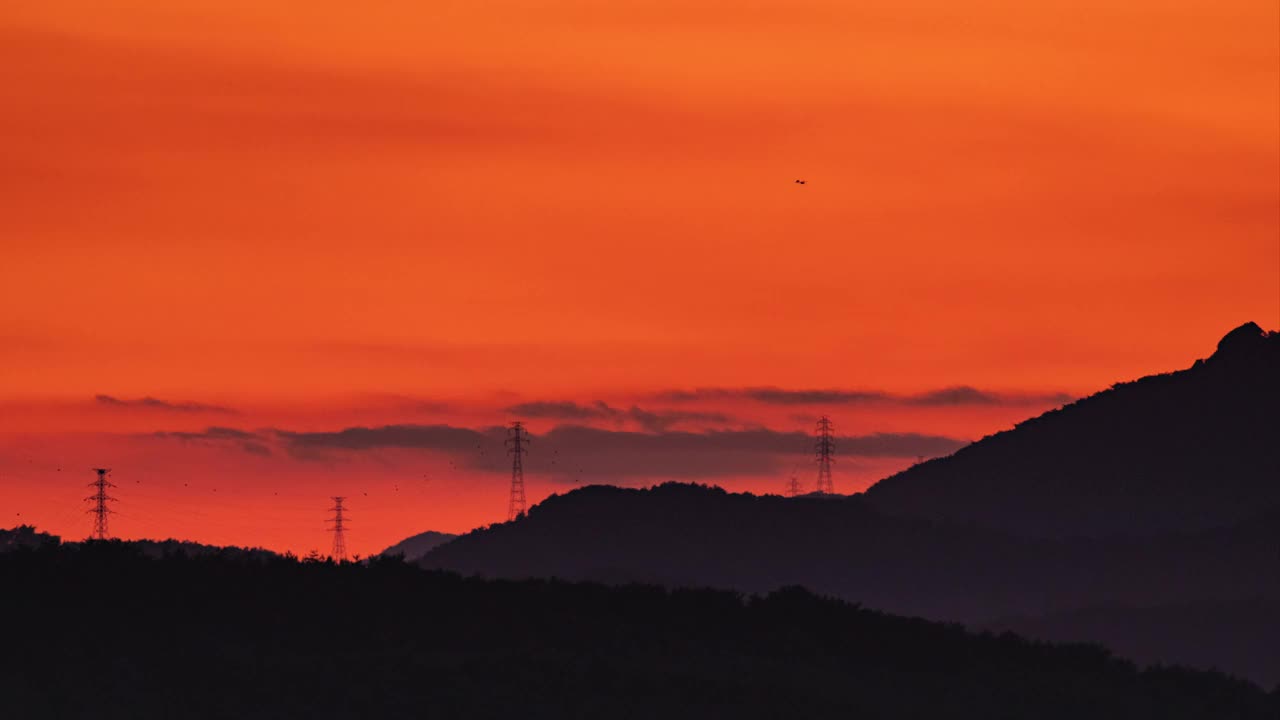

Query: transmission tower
<box><xmin>786</xmin><ymin>475</ymin><xmax>803</xmax><ymax>497</ymax></box>
<box><xmin>505</xmin><ymin>422</ymin><xmax>529</xmax><ymax>521</ymax></box>
<box><xmin>814</xmin><ymin>416</ymin><xmax>835</xmax><ymax>494</ymax></box>
<box><xmin>85</xmin><ymin>468</ymin><xmax>115</xmax><ymax>540</ymax></box>
<box><xmin>327</xmin><ymin>496</ymin><xmax>349</xmax><ymax>561</ymax></box>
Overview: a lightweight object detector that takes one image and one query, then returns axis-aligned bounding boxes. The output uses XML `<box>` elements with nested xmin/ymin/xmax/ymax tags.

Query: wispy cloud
<box><xmin>650</xmin><ymin>386</ymin><xmax>1073</xmax><ymax>407</ymax></box>
<box><xmin>275</xmin><ymin>424</ymin><xmax>500</xmax><ymax>454</ymax></box>
<box><xmin>96</xmin><ymin>395</ymin><xmax>237</xmax><ymax>414</ymax></box>
<box><xmin>152</xmin><ymin>426</ymin><xmax>270</xmax><ymax>456</ymax></box>
<box><xmin>538</xmin><ymin>424</ymin><xmax>962</xmax><ymax>459</ymax></box>
<box><xmin>507</xmin><ymin>401</ymin><xmax>614</xmax><ymax>422</ymax></box>
<box><xmin>506</xmin><ymin>400</ymin><xmax>731</xmax><ymax>431</ymax></box>
<box><xmin>146</xmin><ymin>417</ymin><xmax>967</xmax><ymax>479</ymax></box>
<box><xmin>264</xmin><ymin>422</ymin><xmax>967</xmax><ymax>478</ymax></box>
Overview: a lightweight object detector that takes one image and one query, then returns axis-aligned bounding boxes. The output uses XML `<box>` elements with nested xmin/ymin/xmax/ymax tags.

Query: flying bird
<box><xmin>794</xmin><ymin>179</ymin><xmax>806</xmax><ymax>185</ymax></box>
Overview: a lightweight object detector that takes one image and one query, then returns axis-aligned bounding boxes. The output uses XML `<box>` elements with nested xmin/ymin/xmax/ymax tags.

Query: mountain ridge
<box><xmin>864</xmin><ymin>321</ymin><xmax>1279</xmax><ymax>537</ymax></box>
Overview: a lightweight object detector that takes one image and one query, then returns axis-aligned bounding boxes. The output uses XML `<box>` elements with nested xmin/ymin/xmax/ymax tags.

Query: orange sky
<box><xmin>1</xmin><ymin>1</ymin><xmax>1277</xmax><ymax>556</ymax></box>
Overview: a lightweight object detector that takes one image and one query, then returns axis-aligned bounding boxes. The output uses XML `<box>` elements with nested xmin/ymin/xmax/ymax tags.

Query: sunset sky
<box><xmin>2</xmin><ymin>0</ymin><xmax>1277</xmax><ymax>556</ymax></box>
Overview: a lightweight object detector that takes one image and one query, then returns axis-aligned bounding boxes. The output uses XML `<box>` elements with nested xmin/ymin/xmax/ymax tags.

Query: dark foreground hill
<box><xmin>865</xmin><ymin>321</ymin><xmax>1280</xmax><ymax>537</ymax></box>
<box><xmin>987</xmin><ymin>600</ymin><xmax>1280</xmax><ymax>696</ymax></box>
<box><xmin>1</xmin><ymin>541</ymin><xmax>1274</xmax><ymax>719</ymax></box>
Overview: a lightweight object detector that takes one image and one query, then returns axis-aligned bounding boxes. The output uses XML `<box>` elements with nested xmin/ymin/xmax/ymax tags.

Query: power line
<box><xmin>505</xmin><ymin>422</ymin><xmax>529</xmax><ymax>522</ymax></box>
<box><xmin>814</xmin><ymin>416</ymin><xmax>835</xmax><ymax>494</ymax></box>
<box><xmin>327</xmin><ymin>496</ymin><xmax>348</xmax><ymax>561</ymax></box>
<box><xmin>85</xmin><ymin>468</ymin><xmax>115</xmax><ymax>540</ymax></box>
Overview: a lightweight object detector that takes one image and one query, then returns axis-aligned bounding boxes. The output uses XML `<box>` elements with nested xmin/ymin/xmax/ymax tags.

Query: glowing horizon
<box><xmin>2</xmin><ymin>0</ymin><xmax>1276</xmax><ymax>555</ymax></box>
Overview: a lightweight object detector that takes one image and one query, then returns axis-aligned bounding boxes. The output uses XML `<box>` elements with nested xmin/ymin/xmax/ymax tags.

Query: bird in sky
<box><xmin>794</xmin><ymin>179</ymin><xmax>806</xmax><ymax>185</ymax></box>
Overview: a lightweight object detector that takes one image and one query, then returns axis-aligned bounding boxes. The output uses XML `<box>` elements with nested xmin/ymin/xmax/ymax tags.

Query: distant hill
<box><xmin>864</xmin><ymin>322</ymin><xmax>1280</xmax><ymax>537</ymax></box>
<box><xmin>377</xmin><ymin>530</ymin><xmax>457</xmax><ymax>561</ymax></box>
<box><xmin>1</xmin><ymin>541</ymin><xmax>1274</xmax><ymax>718</ymax></box>
<box><xmin>418</xmin><ymin>482</ymin><xmax>1280</xmax><ymax>684</ymax></box>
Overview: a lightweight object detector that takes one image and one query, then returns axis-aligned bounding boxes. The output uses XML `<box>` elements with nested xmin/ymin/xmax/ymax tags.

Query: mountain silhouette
<box><xmin>377</xmin><ymin>529</ymin><xmax>457</xmax><ymax>561</ymax></box>
<box><xmin>418</xmin><ymin>323</ymin><xmax>1280</xmax><ymax>684</ymax></box>
<box><xmin>865</xmin><ymin>321</ymin><xmax>1279</xmax><ymax>537</ymax></box>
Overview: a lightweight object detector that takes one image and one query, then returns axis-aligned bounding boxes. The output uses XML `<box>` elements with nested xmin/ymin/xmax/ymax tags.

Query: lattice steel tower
<box><xmin>506</xmin><ymin>422</ymin><xmax>529</xmax><ymax>521</ymax></box>
<box><xmin>86</xmin><ymin>468</ymin><xmax>115</xmax><ymax>540</ymax></box>
<box><xmin>814</xmin><ymin>416</ymin><xmax>835</xmax><ymax>494</ymax></box>
<box><xmin>327</xmin><ymin>496</ymin><xmax>349</xmax><ymax>561</ymax></box>
<box><xmin>786</xmin><ymin>475</ymin><xmax>804</xmax><ymax>497</ymax></box>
